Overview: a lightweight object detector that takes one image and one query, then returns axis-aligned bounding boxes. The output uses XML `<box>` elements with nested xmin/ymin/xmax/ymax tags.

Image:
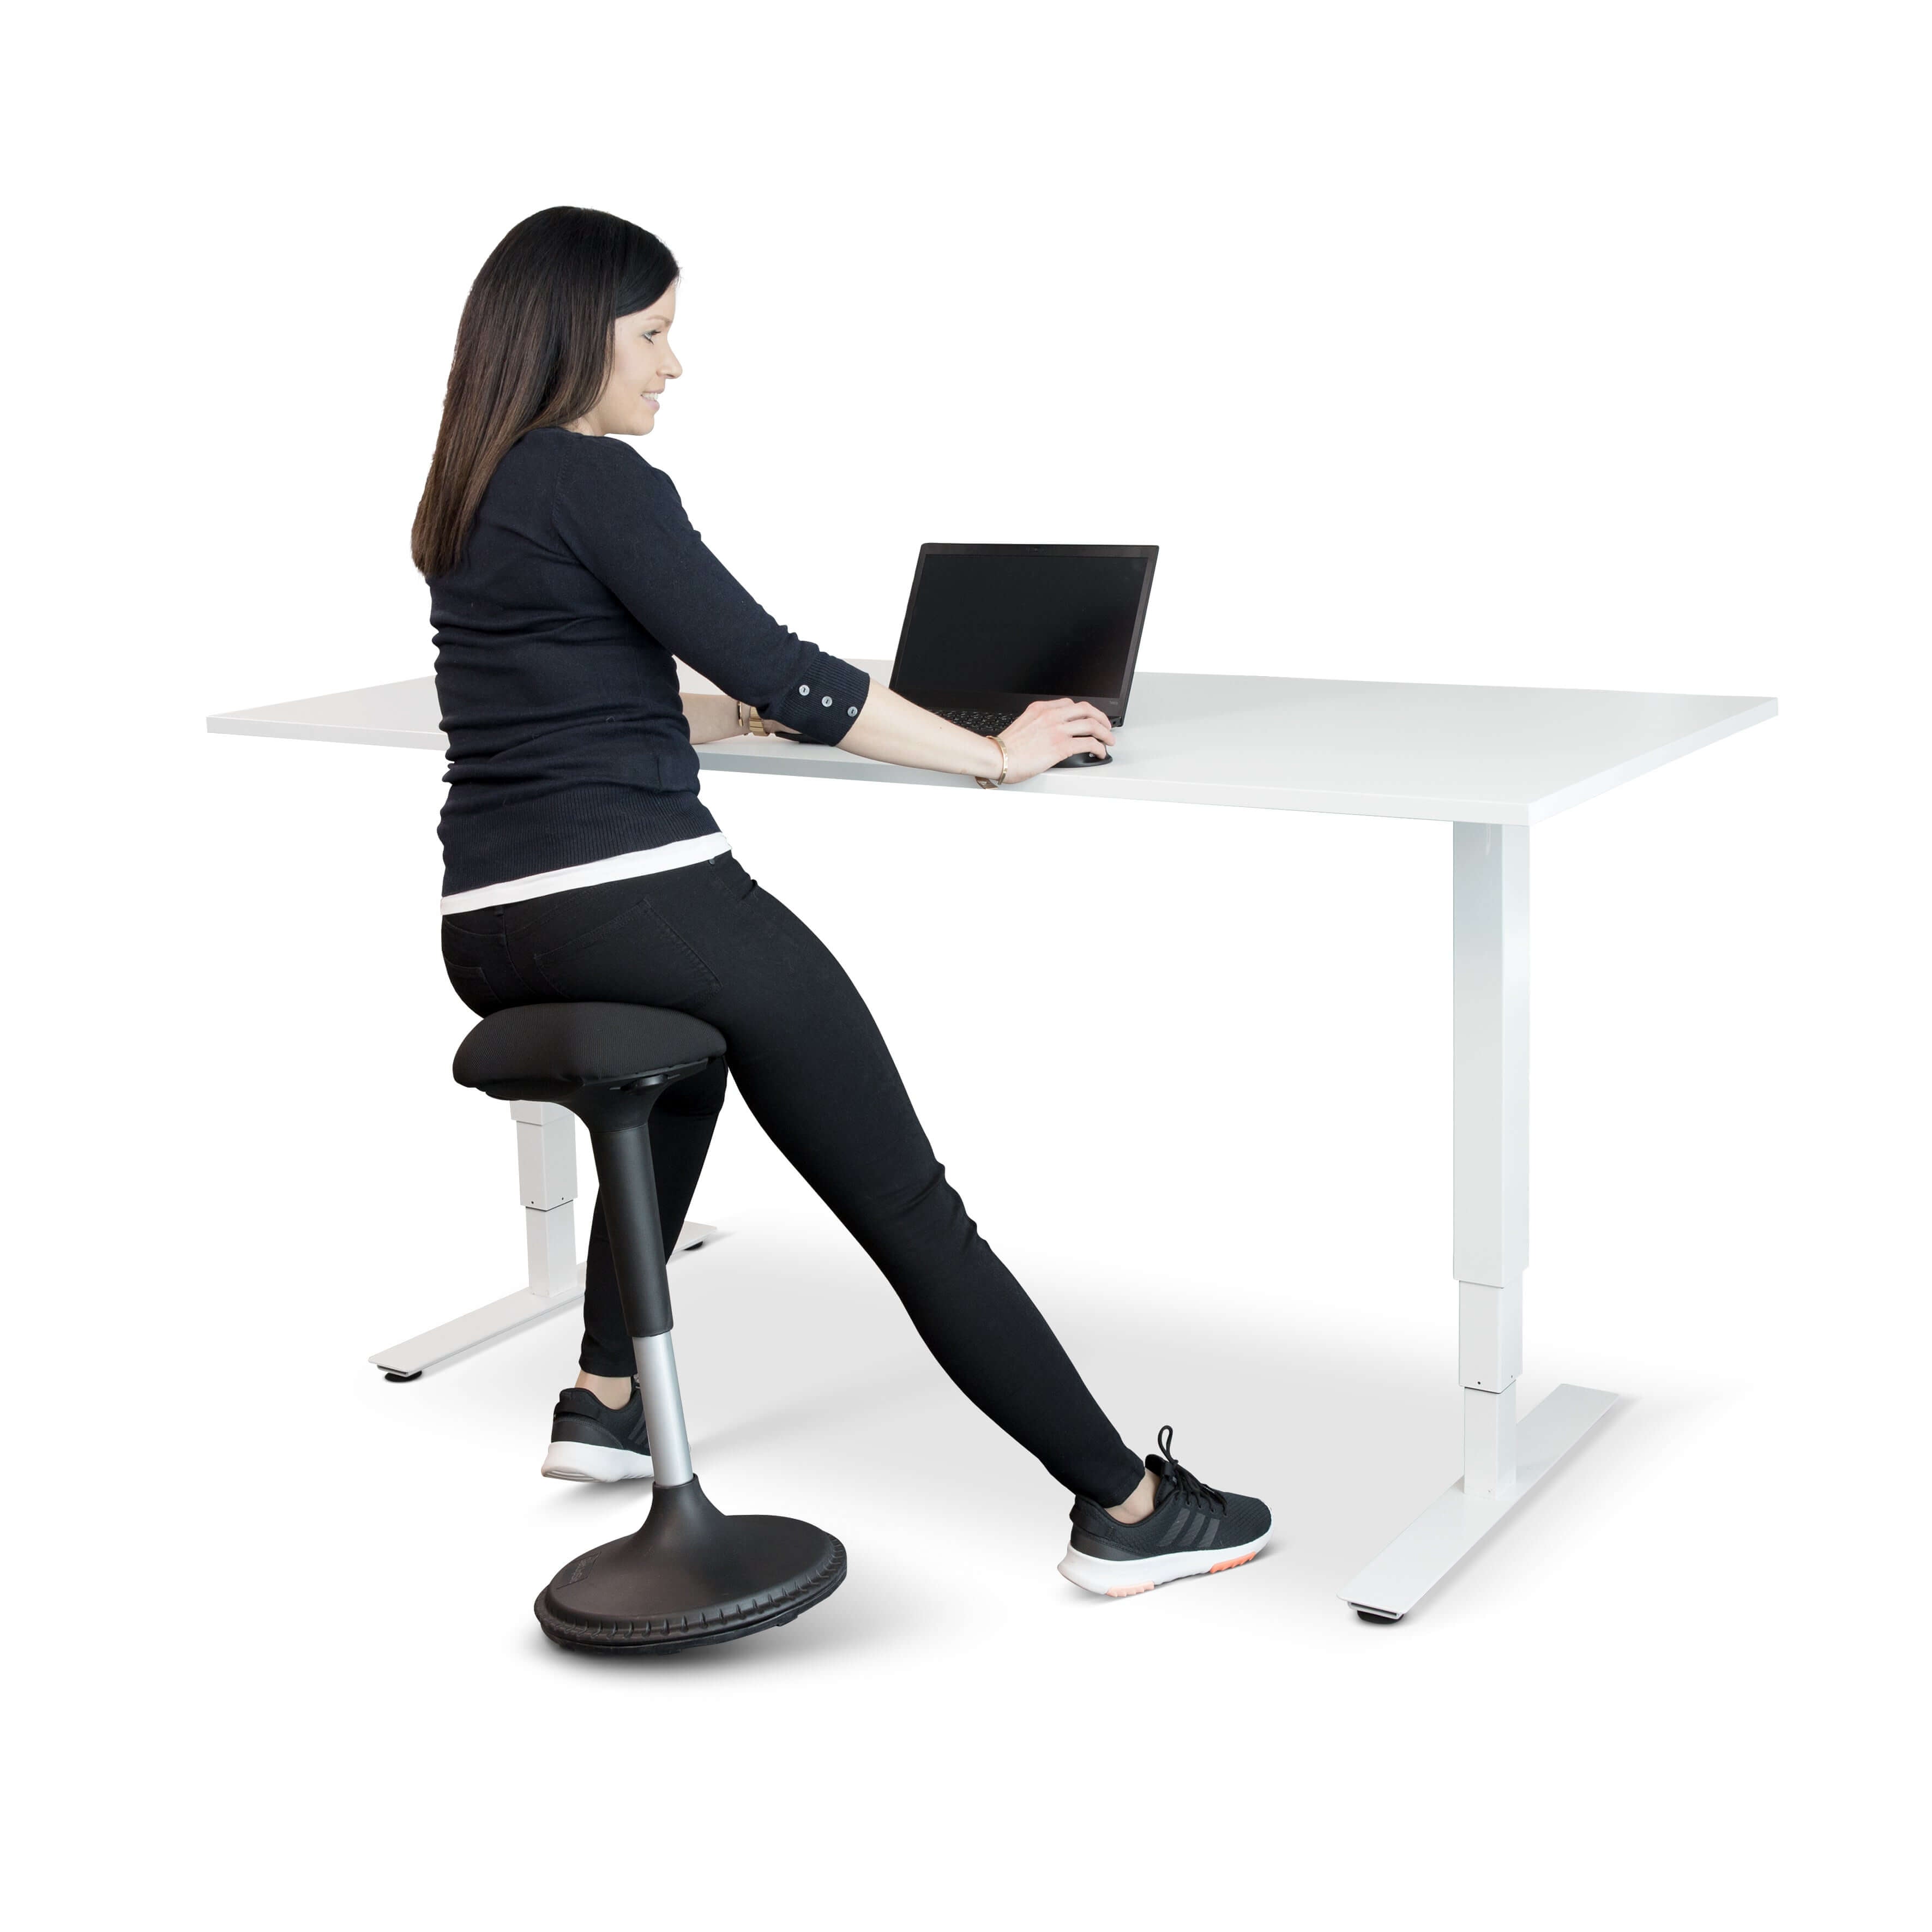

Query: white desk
<box><xmin>209</xmin><ymin>661</ymin><xmax>1775</xmax><ymax>1620</ymax></box>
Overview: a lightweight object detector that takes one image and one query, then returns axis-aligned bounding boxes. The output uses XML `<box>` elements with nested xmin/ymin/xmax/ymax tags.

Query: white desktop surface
<box><xmin>207</xmin><ymin>659</ymin><xmax>1775</xmax><ymax>827</ymax></box>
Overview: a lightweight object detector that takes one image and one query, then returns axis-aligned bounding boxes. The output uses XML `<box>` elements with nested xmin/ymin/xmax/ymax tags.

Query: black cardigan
<box><xmin>430</xmin><ymin>426</ymin><xmax>870</xmax><ymax>896</ymax></box>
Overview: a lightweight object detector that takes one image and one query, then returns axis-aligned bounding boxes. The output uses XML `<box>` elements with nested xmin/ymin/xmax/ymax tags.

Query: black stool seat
<box><xmin>453</xmin><ymin>1001</ymin><xmax>726</xmax><ymax>1098</ymax></box>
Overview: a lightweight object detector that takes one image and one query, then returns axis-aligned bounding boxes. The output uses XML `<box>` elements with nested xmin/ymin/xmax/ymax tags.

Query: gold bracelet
<box><xmin>738</xmin><ymin>702</ymin><xmax>771</xmax><ymax>737</ymax></box>
<box><xmin>973</xmin><ymin>734</ymin><xmax>1009</xmax><ymax>789</ymax></box>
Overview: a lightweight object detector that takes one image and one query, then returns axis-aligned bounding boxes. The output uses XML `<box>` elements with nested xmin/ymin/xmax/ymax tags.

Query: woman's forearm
<box><xmin>681</xmin><ymin>693</ymin><xmax>746</xmax><ymax>744</ymax></box>
<box><xmin>841</xmin><ymin>680</ymin><xmax>1003</xmax><ymax>780</ymax></box>
<box><xmin>685</xmin><ymin>677</ymin><xmax>1110</xmax><ymax>785</ymax></box>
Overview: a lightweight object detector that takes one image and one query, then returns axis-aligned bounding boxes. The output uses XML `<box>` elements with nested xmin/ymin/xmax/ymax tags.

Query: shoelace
<box><xmin>1154</xmin><ymin>1423</ymin><xmax>1227</xmax><ymax>1516</ymax></box>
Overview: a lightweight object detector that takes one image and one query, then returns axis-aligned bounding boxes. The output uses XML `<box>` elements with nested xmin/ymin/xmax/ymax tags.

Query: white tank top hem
<box><xmin>440</xmin><ymin>832</ymin><xmax>733</xmax><ymax>914</ymax></box>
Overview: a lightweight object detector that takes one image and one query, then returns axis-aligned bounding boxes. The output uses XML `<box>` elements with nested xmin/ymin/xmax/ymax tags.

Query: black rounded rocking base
<box><xmin>535</xmin><ymin>1476</ymin><xmax>846</xmax><ymax>1656</ymax></box>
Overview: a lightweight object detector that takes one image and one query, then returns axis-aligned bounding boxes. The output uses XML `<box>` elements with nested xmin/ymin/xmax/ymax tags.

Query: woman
<box><xmin>416</xmin><ymin>207</ymin><xmax>1269</xmax><ymax>1597</ymax></box>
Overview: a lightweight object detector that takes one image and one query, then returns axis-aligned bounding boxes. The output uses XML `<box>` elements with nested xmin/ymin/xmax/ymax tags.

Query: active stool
<box><xmin>453</xmin><ymin>1001</ymin><xmax>846</xmax><ymax>1654</ymax></box>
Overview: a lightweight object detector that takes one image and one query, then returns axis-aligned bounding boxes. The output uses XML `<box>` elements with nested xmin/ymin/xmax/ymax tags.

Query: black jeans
<box><xmin>440</xmin><ymin>853</ymin><xmax>1143</xmax><ymax>1505</ymax></box>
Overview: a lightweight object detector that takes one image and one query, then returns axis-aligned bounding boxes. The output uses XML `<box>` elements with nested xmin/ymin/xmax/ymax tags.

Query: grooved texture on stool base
<box><xmin>535</xmin><ymin>1477</ymin><xmax>846</xmax><ymax>1655</ymax></box>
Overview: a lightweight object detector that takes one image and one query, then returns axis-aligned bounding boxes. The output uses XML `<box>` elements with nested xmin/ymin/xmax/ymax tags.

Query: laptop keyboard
<box><xmin>930</xmin><ymin>706</ymin><xmax>1022</xmax><ymax>735</ymax></box>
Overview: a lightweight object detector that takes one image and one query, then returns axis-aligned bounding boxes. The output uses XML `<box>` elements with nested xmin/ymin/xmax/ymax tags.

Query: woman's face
<box><xmin>574</xmin><ymin>283</ymin><xmax>682</xmax><ymax>436</ymax></box>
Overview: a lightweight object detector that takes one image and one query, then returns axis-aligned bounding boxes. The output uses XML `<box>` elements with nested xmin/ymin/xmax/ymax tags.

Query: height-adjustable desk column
<box><xmin>1341</xmin><ymin>821</ymin><xmax>1617</xmax><ymax>1620</ymax></box>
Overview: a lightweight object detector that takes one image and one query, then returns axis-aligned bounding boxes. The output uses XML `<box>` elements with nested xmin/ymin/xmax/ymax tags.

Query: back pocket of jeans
<box><xmin>529</xmin><ymin>894</ymin><xmax>718</xmax><ymax>1006</ymax></box>
<box><xmin>444</xmin><ymin>962</ymin><xmax>495</xmax><ymax>1018</ymax></box>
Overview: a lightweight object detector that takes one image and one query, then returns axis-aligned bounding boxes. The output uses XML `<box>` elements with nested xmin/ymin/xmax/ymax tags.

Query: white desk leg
<box><xmin>1342</xmin><ymin>823</ymin><xmax>1617</xmax><ymax>1621</ymax></box>
<box><xmin>369</xmin><ymin>1102</ymin><xmax>717</xmax><ymax>1380</ymax></box>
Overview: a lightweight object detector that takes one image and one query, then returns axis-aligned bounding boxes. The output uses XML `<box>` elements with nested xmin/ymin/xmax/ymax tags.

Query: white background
<box><xmin>7</xmin><ymin>3</ymin><xmax>1926</xmax><ymax>1925</ymax></box>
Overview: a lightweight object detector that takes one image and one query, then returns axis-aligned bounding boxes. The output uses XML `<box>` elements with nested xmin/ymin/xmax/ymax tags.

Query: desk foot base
<box><xmin>368</xmin><ymin>1223</ymin><xmax>718</xmax><ymax>1379</ymax></box>
<box><xmin>1340</xmin><ymin>1383</ymin><xmax>1618</xmax><ymax>1621</ymax></box>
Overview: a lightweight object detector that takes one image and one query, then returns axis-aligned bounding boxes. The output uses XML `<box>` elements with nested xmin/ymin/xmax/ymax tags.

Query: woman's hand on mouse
<box><xmin>996</xmin><ymin>699</ymin><xmax>1115</xmax><ymax>781</ymax></box>
<box><xmin>836</xmin><ymin>679</ymin><xmax>1110</xmax><ymax>784</ymax></box>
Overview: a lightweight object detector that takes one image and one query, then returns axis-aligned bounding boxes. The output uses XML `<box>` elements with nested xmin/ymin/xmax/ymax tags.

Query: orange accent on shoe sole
<box><xmin>1105</xmin><ymin>1550</ymin><xmax>1259</xmax><ymax>1597</ymax></box>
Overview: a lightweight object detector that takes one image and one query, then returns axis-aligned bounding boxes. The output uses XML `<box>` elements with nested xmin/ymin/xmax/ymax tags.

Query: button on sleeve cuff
<box><xmin>762</xmin><ymin>652</ymin><xmax>871</xmax><ymax>745</ymax></box>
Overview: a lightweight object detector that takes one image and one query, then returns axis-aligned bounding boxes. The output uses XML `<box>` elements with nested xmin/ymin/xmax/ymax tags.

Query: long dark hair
<box><xmin>412</xmin><ymin>207</ymin><xmax>679</xmax><ymax>577</ymax></box>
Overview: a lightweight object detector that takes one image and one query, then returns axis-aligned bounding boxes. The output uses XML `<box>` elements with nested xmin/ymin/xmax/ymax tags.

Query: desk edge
<box><xmin>1525</xmin><ymin>695</ymin><xmax>1778</xmax><ymax>823</ymax></box>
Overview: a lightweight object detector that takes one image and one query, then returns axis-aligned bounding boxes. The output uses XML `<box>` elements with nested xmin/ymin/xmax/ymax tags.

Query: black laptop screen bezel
<box><xmin>886</xmin><ymin>541</ymin><xmax>1159</xmax><ymax>724</ymax></box>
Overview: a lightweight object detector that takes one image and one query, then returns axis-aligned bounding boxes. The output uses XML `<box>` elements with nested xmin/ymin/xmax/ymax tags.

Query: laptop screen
<box><xmin>889</xmin><ymin>544</ymin><xmax>1157</xmax><ymax>718</ymax></box>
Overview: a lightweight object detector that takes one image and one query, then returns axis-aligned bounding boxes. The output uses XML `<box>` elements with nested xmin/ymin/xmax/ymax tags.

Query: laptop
<box><xmin>887</xmin><ymin>543</ymin><xmax>1158</xmax><ymax>767</ymax></box>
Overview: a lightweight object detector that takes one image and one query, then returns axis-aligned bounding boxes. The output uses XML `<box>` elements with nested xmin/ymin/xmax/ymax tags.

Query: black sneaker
<box><xmin>541</xmin><ymin>1383</ymin><xmax>652</xmax><ymax>1483</ymax></box>
<box><xmin>1058</xmin><ymin>1427</ymin><xmax>1271</xmax><ymax>1597</ymax></box>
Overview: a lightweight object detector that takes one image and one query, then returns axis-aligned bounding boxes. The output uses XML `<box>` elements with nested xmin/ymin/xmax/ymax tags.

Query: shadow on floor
<box><xmin>384</xmin><ymin>1233</ymin><xmax>1719</xmax><ymax>1634</ymax></box>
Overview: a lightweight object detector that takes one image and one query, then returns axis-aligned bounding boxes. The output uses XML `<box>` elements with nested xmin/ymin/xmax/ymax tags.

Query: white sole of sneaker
<box><xmin>541</xmin><ymin>1440</ymin><xmax>653</xmax><ymax>1483</ymax></box>
<box><xmin>1057</xmin><ymin>1531</ymin><xmax>1271</xmax><ymax>1597</ymax></box>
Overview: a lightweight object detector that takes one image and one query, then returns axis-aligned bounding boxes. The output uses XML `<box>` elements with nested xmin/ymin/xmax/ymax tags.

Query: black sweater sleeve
<box><xmin>549</xmin><ymin>435</ymin><xmax>871</xmax><ymax>744</ymax></box>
